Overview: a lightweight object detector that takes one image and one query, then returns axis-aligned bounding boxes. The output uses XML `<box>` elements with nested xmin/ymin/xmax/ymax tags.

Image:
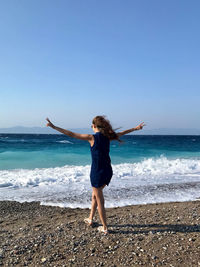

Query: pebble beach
<box><xmin>0</xmin><ymin>200</ymin><xmax>200</xmax><ymax>266</ymax></box>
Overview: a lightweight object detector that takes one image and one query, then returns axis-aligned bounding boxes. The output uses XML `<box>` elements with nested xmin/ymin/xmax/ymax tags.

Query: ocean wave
<box><xmin>0</xmin><ymin>157</ymin><xmax>200</xmax><ymax>189</ymax></box>
<box><xmin>1</xmin><ymin>157</ymin><xmax>200</xmax><ymax>207</ymax></box>
<box><xmin>114</xmin><ymin>156</ymin><xmax>200</xmax><ymax>176</ymax></box>
<box><xmin>56</xmin><ymin>140</ymin><xmax>73</xmax><ymax>144</ymax></box>
<box><xmin>0</xmin><ymin>165</ymin><xmax>91</xmax><ymax>188</ymax></box>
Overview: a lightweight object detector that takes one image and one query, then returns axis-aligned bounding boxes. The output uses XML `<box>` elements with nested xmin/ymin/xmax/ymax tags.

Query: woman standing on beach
<box><xmin>46</xmin><ymin>116</ymin><xmax>145</xmax><ymax>234</ymax></box>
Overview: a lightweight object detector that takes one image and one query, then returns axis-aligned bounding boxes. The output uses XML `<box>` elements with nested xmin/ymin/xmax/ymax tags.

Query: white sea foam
<box><xmin>0</xmin><ymin>165</ymin><xmax>91</xmax><ymax>188</ymax></box>
<box><xmin>0</xmin><ymin>157</ymin><xmax>200</xmax><ymax>207</ymax></box>
<box><xmin>56</xmin><ymin>140</ymin><xmax>73</xmax><ymax>144</ymax></box>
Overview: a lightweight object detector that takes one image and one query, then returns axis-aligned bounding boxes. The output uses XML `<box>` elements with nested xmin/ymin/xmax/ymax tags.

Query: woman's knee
<box><xmin>92</xmin><ymin>192</ymin><xmax>96</xmax><ymax>201</ymax></box>
<box><xmin>94</xmin><ymin>190</ymin><xmax>104</xmax><ymax>205</ymax></box>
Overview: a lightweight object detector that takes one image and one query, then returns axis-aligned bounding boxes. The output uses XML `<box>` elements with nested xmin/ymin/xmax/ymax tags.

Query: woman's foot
<box><xmin>97</xmin><ymin>226</ymin><xmax>108</xmax><ymax>235</ymax></box>
<box><xmin>84</xmin><ymin>218</ymin><xmax>93</xmax><ymax>226</ymax></box>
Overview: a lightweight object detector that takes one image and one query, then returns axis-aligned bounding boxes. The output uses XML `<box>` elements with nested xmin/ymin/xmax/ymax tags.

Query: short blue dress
<box><xmin>90</xmin><ymin>132</ymin><xmax>113</xmax><ymax>188</ymax></box>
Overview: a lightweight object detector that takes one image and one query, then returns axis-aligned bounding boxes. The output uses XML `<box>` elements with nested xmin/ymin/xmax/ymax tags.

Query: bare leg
<box><xmin>89</xmin><ymin>190</ymin><xmax>97</xmax><ymax>221</ymax></box>
<box><xmin>93</xmin><ymin>185</ymin><xmax>107</xmax><ymax>230</ymax></box>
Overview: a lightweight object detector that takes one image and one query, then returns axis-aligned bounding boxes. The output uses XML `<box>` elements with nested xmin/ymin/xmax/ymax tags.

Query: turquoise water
<box><xmin>0</xmin><ymin>134</ymin><xmax>200</xmax><ymax>170</ymax></box>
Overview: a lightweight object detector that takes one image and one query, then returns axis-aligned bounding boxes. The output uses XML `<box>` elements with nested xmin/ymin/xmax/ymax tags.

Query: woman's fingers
<box><xmin>46</xmin><ymin>118</ymin><xmax>52</xmax><ymax>127</ymax></box>
<box><xmin>137</xmin><ymin>122</ymin><xmax>146</xmax><ymax>129</ymax></box>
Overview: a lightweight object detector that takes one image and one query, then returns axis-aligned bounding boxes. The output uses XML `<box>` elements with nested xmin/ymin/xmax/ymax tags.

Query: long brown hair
<box><xmin>92</xmin><ymin>115</ymin><xmax>121</xmax><ymax>142</ymax></box>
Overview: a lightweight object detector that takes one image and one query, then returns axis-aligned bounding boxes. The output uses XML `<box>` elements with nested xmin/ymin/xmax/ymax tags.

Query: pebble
<box><xmin>41</xmin><ymin>257</ymin><xmax>47</xmax><ymax>263</ymax></box>
<box><xmin>152</xmin><ymin>255</ymin><xmax>158</xmax><ymax>260</ymax></box>
<box><xmin>0</xmin><ymin>249</ymin><xmax>4</xmax><ymax>259</ymax></box>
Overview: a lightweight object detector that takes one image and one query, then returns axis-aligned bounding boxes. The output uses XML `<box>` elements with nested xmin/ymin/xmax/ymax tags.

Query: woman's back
<box><xmin>90</xmin><ymin>132</ymin><xmax>113</xmax><ymax>188</ymax></box>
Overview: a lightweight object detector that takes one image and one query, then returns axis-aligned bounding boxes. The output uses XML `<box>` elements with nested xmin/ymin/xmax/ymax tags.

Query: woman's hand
<box><xmin>46</xmin><ymin>118</ymin><xmax>55</xmax><ymax>128</ymax></box>
<box><xmin>135</xmin><ymin>122</ymin><xmax>145</xmax><ymax>131</ymax></box>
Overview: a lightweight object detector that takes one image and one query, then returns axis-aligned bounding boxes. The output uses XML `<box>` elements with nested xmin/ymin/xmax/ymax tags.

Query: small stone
<box><xmin>152</xmin><ymin>256</ymin><xmax>158</xmax><ymax>260</ymax></box>
<box><xmin>41</xmin><ymin>257</ymin><xmax>47</xmax><ymax>263</ymax></box>
<box><xmin>0</xmin><ymin>249</ymin><xmax>3</xmax><ymax>258</ymax></box>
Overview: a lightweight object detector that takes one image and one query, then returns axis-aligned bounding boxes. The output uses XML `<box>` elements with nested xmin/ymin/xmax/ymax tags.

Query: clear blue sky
<box><xmin>0</xmin><ymin>0</ymin><xmax>200</xmax><ymax>130</ymax></box>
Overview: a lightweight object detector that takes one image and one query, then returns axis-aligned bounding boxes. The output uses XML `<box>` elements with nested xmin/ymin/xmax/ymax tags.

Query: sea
<box><xmin>0</xmin><ymin>134</ymin><xmax>200</xmax><ymax>208</ymax></box>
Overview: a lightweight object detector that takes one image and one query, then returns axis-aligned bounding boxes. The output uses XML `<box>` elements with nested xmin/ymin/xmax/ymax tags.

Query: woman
<box><xmin>46</xmin><ymin>116</ymin><xmax>145</xmax><ymax>234</ymax></box>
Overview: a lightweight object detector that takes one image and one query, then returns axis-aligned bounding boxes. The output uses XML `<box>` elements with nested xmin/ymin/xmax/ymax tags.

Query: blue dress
<box><xmin>90</xmin><ymin>132</ymin><xmax>113</xmax><ymax>188</ymax></box>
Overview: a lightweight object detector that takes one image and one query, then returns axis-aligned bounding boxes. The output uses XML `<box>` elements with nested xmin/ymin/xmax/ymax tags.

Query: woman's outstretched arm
<box><xmin>46</xmin><ymin>118</ymin><xmax>93</xmax><ymax>141</ymax></box>
<box><xmin>117</xmin><ymin>122</ymin><xmax>145</xmax><ymax>137</ymax></box>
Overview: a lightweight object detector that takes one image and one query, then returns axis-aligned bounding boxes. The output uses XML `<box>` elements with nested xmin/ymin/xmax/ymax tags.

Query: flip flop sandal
<box><xmin>97</xmin><ymin>226</ymin><xmax>108</xmax><ymax>235</ymax></box>
<box><xmin>84</xmin><ymin>218</ymin><xmax>93</xmax><ymax>226</ymax></box>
